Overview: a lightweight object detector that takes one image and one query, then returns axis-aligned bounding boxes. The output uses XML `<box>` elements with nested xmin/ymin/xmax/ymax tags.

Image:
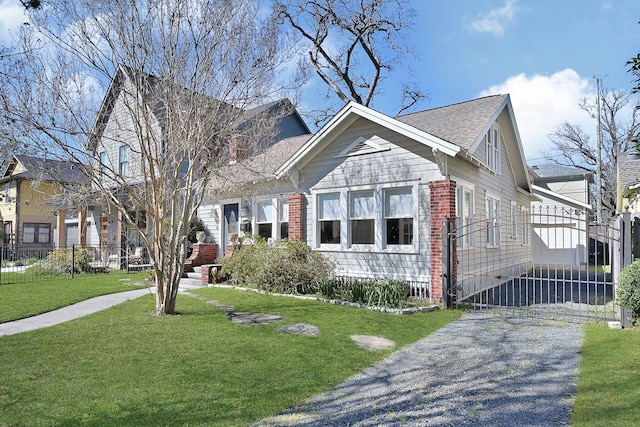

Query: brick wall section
<box><xmin>429</xmin><ymin>179</ymin><xmax>457</xmax><ymax>303</ymax></box>
<box><xmin>184</xmin><ymin>243</ymin><xmax>218</xmax><ymax>272</ymax></box>
<box><xmin>288</xmin><ymin>193</ymin><xmax>306</xmax><ymax>240</ymax></box>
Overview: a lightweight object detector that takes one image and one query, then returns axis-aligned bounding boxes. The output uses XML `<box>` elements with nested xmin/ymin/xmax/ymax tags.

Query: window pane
<box><xmin>280</xmin><ymin>222</ymin><xmax>289</xmax><ymax>240</ymax></box>
<box><xmin>38</xmin><ymin>224</ymin><xmax>50</xmax><ymax>243</ymax></box>
<box><xmin>23</xmin><ymin>224</ymin><xmax>35</xmax><ymax>243</ymax></box>
<box><xmin>319</xmin><ymin>193</ymin><xmax>340</xmax><ymax>220</ymax></box>
<box><xmin>386</xmin><ymin>218</ymin><xmax>413</xmax><ymax>245</ymax></box>
<box><xmin>320</xmin><ymin>220</ymin><xmax>340</xmax><ymax>244</ymax></box>
<box><xmin>385</xmin><ymin>188</ymin><xmax>413</xmax><ymax>218</ymax></box>
<box><xmin>257</xmin><ymin>201</ymin><xmax>273</xmax><ymax>223</ymax></box>
<box><xmin>257</xmin><ymin>223</ymin><xmax>272</xmax><ymax>240</ymax></box>
<box><xmin>349</xmin><ymin>191</ymin><xmax>373</xmax><ymax>218</ymax></box>
<box><xmin>351</xmin><ymin>219</ymin><xmax>374</xmax><ymax>244</ymax></box>
<box><xmin>279</xmin><ymin>201</ymin><xmax>289</xmax><ymax>222</ymax></box>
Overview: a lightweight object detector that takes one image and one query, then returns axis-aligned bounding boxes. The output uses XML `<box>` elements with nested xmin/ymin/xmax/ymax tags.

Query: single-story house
<box><xmin>199</xmin><ymin>94</ymin><xmax>535</xmax><ymax>302</ymax></box>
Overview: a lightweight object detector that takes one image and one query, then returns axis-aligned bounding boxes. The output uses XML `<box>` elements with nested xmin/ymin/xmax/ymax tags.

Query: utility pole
<box><xmin>595</xmin><ymin>77</ymin><xmax>603</xmax><ymax>224</ymax></box>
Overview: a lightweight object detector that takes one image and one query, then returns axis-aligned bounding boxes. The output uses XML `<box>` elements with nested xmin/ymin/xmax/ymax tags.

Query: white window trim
<box><xmin>510</xmin><ymin>201</ymin><xmax>518</xmax><ymax>239</ymax></box>
<box><xmin>520</xmin><ymin>205</ymin><xmax>530</xmax><ymax>246</ymax></box>
<box><xmin>312</xmin><ymin>182</ymin><xmax>419</xmax><ymax>253</ymax></box>
<box><xmin>455</xmin><ymin>180</ymin><xmax>475</xmax><ymax>250</ymax></box>
<box><xmin>486</xmin><ymin>193</ymin><xmax>501</xmax><ymax>248</ymax></box>
<box><xmin>485</xmin><ymin>123</ymin><xmax>501</xmax><ymax>173</ymax></box>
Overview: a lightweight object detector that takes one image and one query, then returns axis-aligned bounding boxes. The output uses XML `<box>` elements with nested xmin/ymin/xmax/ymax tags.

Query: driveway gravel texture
<box><xmin>254</xmin><ymin>311</ymin><xmax>584</xmax><ymax>427</ymax></box>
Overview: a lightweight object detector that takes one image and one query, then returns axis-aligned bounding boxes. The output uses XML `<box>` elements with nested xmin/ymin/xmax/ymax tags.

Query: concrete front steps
<box><xmin>180</xmin><ymin>271</ymin><xmax>208</xmax><ymax>290</ymax></box>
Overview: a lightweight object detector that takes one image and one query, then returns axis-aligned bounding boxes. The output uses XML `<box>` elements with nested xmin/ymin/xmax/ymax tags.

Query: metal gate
<box><xmin>448</xmin><ymin>206</ymin><xmax>635</xmax><ymax>323</ymax></box>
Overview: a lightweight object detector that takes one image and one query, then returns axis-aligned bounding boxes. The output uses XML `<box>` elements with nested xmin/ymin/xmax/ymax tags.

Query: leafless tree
<box><xmin>541</xmin><ymin>88</ymin><xmax>640</xmax><ymax>220</ymax></box>
<box><xmin>0</xmin><ymin>0</ymin><xmax>300</xmax><ymax>315</ymax></box>
<box><xmin>275</xmin><ymin>0</ymin><xmax>425</xmax><ymax>126</ymax></box>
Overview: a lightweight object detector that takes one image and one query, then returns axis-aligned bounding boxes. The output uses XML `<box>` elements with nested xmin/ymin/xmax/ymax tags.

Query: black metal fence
<box><xmin>0</xmin><ymin>244</ymin><xmax>150</xmax><ymax>285</ymax></box>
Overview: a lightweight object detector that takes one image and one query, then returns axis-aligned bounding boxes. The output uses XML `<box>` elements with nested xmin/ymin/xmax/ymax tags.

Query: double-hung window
<box><xmin>510</xmin><ymin>201</ymin><xmax>518</xmax><ymax>239</ymax></box>
<box><xmin>384</xmin><ymin>187</ymin><xmax>414</xmax><ymax>246</ymax></box>
<box><xmin>456</xmin><ymin>186</ymin><xmax>475</xmax><ymax>248</ymax></box>
<box><xmin>485</xmin><ymin>124</ymin><xmax>501</xmax><ymax>172</ymax></box>
<box><xmin>349</xmin><ymin>191</ymin><xmax>374</xmax><ymax>245</ymax></box>
<box><xmin>256</xmin><ymin>200</ymin><xmax>274</xmax><ymax>240</ymax></box>
<box><xmin>486</xmin><ymin>195</ymin><xmax>501</xmax><ymax>248</ymax></box>
<box><xmin>279</xmin><ymin>200</ymin><xmax>289</xmax><ymax>239</ymax></box>
<box><xmin>119</xmin><ymin>146</ymin><xmax>129</xmax><ymax>177</ymax></box>
<box><xmin>318</xmin><ymin>193</ymin><xmax>341</xmax><ymax>244</ymax></box>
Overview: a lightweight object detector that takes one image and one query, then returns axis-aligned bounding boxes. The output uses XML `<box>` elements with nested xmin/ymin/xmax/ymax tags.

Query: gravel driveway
<box><xmin>254</xmin><ymin>311</ymin><xmax>584</xmax><ymax>426</ymax></box>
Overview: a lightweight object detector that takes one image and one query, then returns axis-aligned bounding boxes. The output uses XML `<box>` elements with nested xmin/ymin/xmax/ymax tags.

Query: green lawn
<box><xmin>0</xmin><ymin>271</ymin><xmax>148</xmax><ymax>323</ymax></box>
<box><xmin>0</xmin><ymin>286</ymin><xmax>460</xmax><ymax>426</ymax></box>
<box><xmin>571</xmin><ymin>324</ymin><xmax>640</xmax><ymax>426</ymax></box>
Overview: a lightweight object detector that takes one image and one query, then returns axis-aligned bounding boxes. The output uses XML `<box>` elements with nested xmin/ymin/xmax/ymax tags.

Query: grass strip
<box><xmin>0</xmin><ymin>287</ymin><xmax>459</xmax><ymax>426</ymax></box>
<box><xmin>572</xmin><ymin>324</ymin><xmax>640</xmax><ymax>426</ymax></box>
<box><xmin>0</xmin><ymin>271</ymin><xmax>148</xmax><ymax>323</ymax></box>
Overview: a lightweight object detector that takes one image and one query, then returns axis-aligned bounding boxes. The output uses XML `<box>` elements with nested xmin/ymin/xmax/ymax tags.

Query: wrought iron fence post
<box><xmin>71</xmin><ymin>244</ymin><xmax>75</xmax><ymax>279</ymax></box>
<box><xmin>442</xmin><ymin>219</ymin><xmax>453</xmax><ymax>309</ymax></box>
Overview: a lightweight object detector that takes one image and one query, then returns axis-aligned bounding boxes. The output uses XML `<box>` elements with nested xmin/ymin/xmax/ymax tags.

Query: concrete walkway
<box><xmin>0</xmin><ymin>281</ymin><xmax>208</xmax><ymax>337</ymax></box>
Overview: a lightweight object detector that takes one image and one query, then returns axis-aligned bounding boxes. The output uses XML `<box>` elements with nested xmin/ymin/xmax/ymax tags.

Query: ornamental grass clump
<box><xmin>618</xmin><ymin>259</ymin><xmax>640</xmax><ymax>323</ymax></box>
<box><xmin>318</xmin><ymin>277</ymin><xmax>411</xmax><ymax>309</ymax></box>
<box><xmin>219</xmin><ymin>238</ymin><xmax>334</xmax><ymax>294</ymax></box>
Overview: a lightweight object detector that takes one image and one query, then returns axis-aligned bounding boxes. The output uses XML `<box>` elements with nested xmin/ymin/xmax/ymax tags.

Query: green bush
<box><xmin>618</xmin><ymin>259</ymin><xmax>640</xmax><ymax>323</ymax></box>
<box><xmin>219</xmin><ymin>238</ymin><xmax>334</xmax><ymax>294</ymax></box>
<box><xmin>28</xmin><ymin>248</ymin><xmax>94</xmax><ymax>275</ymax></box>
<box><xmin>318</xmin><ymin>277</ymin><xmax>411</xmax><ymax>309</ymax></box>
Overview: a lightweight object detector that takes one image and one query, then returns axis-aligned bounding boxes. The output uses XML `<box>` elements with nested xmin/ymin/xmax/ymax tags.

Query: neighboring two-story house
<box><xmin>0</xmin><ymin>155</ymin><xmax>88</xmax><ymax>255</ymax></box>
<box><xmin>78</xmin><ymin>65</ymin><xmax>309</xmax><ymax>263</ymax></box>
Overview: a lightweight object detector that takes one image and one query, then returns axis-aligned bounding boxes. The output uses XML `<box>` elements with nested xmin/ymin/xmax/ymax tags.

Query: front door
<box><xmin>223</xmin><ymin>203</ymin><xmax>239</xmax><ymax>255</ymax></box>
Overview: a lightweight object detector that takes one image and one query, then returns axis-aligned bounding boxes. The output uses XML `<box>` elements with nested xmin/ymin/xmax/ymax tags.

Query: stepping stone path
<box><xmin>350</xmin><ymin>334</ymin><xmax>395</xmax><ymax>350</ymax></box>
<box><xmin>226</xmin><ymin>312</ymin><xmax>286</xmax><ymax>325</ymax></box>
<box><xmin>202</xmin><ymin>298</ymin><xmax>392</xmax><ymax>344</ymax></box>
<box><xmin>277</xmin><ymin>323</ymin><xmax>320</xmax><ymax>336</ymax></box>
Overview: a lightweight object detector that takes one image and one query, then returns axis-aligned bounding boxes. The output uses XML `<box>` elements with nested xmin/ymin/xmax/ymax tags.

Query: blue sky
<box><xmin>402</xmin><ymin>0</ymin><xmax>640</xmax><ymax>161</ymax></box>
<box><xmin>1</xmin><ymin>0</ymin><xmax>638</xmax><ymax>161</ymax></box>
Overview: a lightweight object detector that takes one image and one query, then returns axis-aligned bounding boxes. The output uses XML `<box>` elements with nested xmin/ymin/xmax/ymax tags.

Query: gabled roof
<box><xmin>88</xmin><ymin>65</ymin><xmax>308</xmax><ymax>153</ymax></box>
<box><xmin>0</xmin><ymin>155</ymin><xmax>88</xmax><ymax>185</ymax></box>
<box><xmin>395</xmin><ymin>95</ymin><xmax>509</xmax><ymax>150</ymax></box>
<box><xmin>276</xmin><ymin>101</ymin><xmax>461</xmax><ymax>178</ymax></box>
<box><xmin>275</xmin><ymin>95</ymin><xmax>532</xmax><ymax>194</ymax></box>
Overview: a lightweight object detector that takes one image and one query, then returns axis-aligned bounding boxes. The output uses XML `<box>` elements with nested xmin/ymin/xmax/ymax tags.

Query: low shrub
<box><xmin>318</xmin><ymin>276</ymin><xmax>410</xmax><ymax>309</ymax></box>
<box><xmin>219</xmin><ymin>238</ymin><xmax>335</xmax><ymax>294</ymax></box>
<box><xmin>618</xmin><ymin>259</ymin><xmax>640</xmax><ymax>323</ymax></box>
<box><xmin>27</xmin><ymin>248</ymin><xmax>94</xmax><ymax>275</ymax></box>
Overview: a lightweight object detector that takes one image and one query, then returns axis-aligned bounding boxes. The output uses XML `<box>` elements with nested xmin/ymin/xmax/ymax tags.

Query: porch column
<box><xmin>56</xmin><ymin>209</ymin><xmax>66</xmax><ymax>249</ymax></box>
<box><xmin>429</xmin><ymin>179</ymin><xmax>457</xmax><ymax>304</ymax></box>
<box><xmin>288</xmin><ymin>193</ymin><xmax>306</xmax><ymax>241</ymax></box>
<box><xmin>79</xmin><ymin>206</ymin><xmax>87</xmax><ymax>247</ymax></box>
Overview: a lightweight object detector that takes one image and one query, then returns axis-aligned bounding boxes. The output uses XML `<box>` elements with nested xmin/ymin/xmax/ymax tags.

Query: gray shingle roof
<box><xmin>0</xmin><ymin>155</ymin><xmax>88</xmax><ymax>184</ymax></box>
<box><xmin>619</xmin><ymin>152</ymin><xmax>640</xmax><ymax>190</ymax></box>
<box><xmin>395</xmin><ymin>94</ymin><xmax>509</xmax><ymax>149</ymax></box>
<box><xmin>529</xmin><ymin>164</ymin><xmax>593</xmax><ymax>180</ymax></box>
<box><xmin>210</xmin><ymin>133</ymin><xmax>312</xmax><ymax>192</ymax></box>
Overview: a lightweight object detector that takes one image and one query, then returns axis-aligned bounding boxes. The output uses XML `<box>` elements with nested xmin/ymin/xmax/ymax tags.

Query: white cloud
<box><xmin>467</xmin><ymin>0</ymin><xmax>517</xmax><ymax>37</ymax></box>
<box><xmin>0</xmin><ymin>0</ymin><xmax>28</xmax><ymax>43</ymax></box>
<box><xmin>479</xmin><ymin>68</ymin><xmax>595</xmax><ymax>161</ymax></box>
